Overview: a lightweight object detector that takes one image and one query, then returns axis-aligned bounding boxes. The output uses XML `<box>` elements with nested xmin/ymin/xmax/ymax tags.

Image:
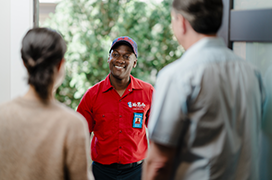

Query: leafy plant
<box><xmin>44</xmin><ymin>0</ymin><xmax>183</xmax><ymax>109</ymax></box>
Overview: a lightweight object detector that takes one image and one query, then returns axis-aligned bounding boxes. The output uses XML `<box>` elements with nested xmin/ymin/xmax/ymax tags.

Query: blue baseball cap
<box><xmin>109</xmin><ymin>36</ymin><xmax>138</xmax><ymax>57</ymax></box>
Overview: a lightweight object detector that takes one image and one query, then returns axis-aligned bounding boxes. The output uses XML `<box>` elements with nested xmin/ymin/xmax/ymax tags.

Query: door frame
<box><xmin>217</xmin><ymin>0</ymin><xmax>272</xmax><ymax>49</ymax></box>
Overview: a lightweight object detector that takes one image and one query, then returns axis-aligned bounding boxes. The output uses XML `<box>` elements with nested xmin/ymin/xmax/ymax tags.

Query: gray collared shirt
<box><xmin>148</xmin><ymin>37</ymin><xmax>265</xmax><ymax>180</ymax></box>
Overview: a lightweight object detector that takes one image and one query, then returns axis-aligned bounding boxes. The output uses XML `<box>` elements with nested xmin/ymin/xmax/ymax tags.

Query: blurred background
<box><xmin>1</xmin><ymin>0</ymin><xmax>272</xmax><ymax>179</ymax></box>
<box><xmin>40</xmin><ymin>0</ymin><xmax>183</xmax><ymax>109</ymax></box>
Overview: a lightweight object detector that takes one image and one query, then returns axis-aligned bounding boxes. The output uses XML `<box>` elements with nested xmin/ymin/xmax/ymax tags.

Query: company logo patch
<box><xmin>128</xmin><ymin>102</ymin><xmax>132</xmax><ymax>108</ymax></box>
<box><xmin>128</xmin><ymin>102</ymin><xmax>146</xmax><ymax>108</ymax></box>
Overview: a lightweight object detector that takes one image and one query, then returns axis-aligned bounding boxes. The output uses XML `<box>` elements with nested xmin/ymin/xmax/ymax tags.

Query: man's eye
<box><xmin>112</xmin><ymin>53</ymin><xmax>118</xmax><ymax>57</ymax></box>
<box><xmin>124</xmin><ymin>55</ymin><xmax>129</xmax><ymax>59</ymax></box>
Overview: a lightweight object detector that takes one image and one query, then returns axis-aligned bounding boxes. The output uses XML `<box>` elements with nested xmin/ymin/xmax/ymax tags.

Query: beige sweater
<box><xmin>0</xmin><ymin>97</ymin><xmax>94</xmax><ymax>180</ymax></box>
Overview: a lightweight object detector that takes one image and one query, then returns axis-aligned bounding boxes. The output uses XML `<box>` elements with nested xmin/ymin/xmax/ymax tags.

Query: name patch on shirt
<box><xmin>128</xmin><ymin>102</ymin><xmax>146</xmax><ymax>108</ymax></box>
<box><xmin>128</xmin><ymin>101</ymin><xmax>146</xmax><ymax>111</ymax></box>
<box><xmin>132</xmin><ymin>112</ymin><xmax>143</xmax><ymax>128</ymax></box>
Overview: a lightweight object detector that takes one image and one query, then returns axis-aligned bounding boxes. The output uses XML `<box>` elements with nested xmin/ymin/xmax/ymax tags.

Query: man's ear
<box><xmin>107</xmin><ymin>51</ymin><xmax>111</xmax><ymax>63</ymax></box>
<box><xmin>133</xmin><ymin>59</ymin><xmax>137</xmax><ymax>68</ymax></box>
<box><xmin>178</xmin><ymin>13</ymin><xmax>187</xmax><ymax>35</ymax></box>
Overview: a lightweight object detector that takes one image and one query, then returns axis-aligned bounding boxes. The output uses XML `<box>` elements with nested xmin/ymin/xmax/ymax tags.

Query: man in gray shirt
<box><xmin>142</xmin><ymin>0</ymin><xmax>265</xmax><ymax>179</ymax></box>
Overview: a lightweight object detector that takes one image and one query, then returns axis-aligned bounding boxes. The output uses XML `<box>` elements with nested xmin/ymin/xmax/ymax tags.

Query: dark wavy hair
<box><xmin>172</xmin><ymin>0</ymin><xmax>223</xmax><ymax>35</ymax></box>
<box><xmin>21</xmin><ymin>28</ymin><xmax>67</xmax><ymax>103</ymax></box>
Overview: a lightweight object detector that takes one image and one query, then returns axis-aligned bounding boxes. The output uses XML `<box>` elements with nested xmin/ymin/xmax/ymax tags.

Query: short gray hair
<box><xmin>172</xmin><ymin>0</ymin><xmax>223</xmax><ymax>34</ymax></box>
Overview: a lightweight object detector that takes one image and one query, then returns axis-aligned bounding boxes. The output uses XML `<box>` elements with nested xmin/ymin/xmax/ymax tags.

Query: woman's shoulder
<box><xmin>52</xmin><ymin>102</ymin><xmax>89</xmax><ymax>138</ymax></box>
<box><xmin>52</xmin><ymin>102</ymin><xmax>87</xmax><ymax>127</ymax></box>
<box><xmin>0</xmin><ymin>97</ymin><xmax>23</xmax><ymax>113</ymax></box>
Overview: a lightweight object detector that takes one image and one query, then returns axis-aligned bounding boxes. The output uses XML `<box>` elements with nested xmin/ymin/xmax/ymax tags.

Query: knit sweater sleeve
<box><xmin>65</xmin><ymin>114</ymin><xmax>94</xmax><ymax>180</ymax></box>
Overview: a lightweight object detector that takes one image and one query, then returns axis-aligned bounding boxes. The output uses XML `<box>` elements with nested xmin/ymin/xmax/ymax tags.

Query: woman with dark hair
<box><xmin>0</xmin><ymin>28</ymin><xmax>93</xmax><ymax>180</ymax></box>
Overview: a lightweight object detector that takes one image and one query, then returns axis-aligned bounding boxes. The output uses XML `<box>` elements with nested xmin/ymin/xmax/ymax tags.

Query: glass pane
<box><xmin>234</xmin><ymin>0</ymin><xmax>272</xmax><ymax>10</ymax></box>
<box><xmin>233</xmin><ymin>42</ymin><xmax>272</xmax><ymax>131</ymax></box>
<box><xmin>233</xmin><ymin>41</ymin><xmax>272</xmax><ymax>180</ymax></box>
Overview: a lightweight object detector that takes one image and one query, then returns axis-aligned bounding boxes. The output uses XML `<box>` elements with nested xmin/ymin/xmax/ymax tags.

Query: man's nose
<box><xmin>115</xmin><ymin>56</ymin><xmax>125</xmax><ymax>63</ymax></box>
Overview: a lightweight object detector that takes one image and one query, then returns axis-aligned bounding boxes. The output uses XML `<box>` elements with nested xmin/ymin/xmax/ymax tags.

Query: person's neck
<box><xmin>23</xmin><ymin>85</ymin><xmax>54</xmax><ymax>102</ymax></box>
<box><xmin>183</xmin><ymin>33</ymin><xmax>217</xmax><ymax>50</ymax></box>
<box><xmin>109</xmin><ymin>74</ymin><xmax>130</xmax><ymax>97</ymax></box>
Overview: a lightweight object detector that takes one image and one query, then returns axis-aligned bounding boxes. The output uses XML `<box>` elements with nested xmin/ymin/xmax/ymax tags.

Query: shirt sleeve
<box><xmin>145</xmin><ymin>86</ymin><xmax>155</xmax><ymax>127</ymax></box>
<box><xmin>148</xmin><ymin>70</ymin><xmax>192</xmax><ymax>147</ymax></box>
<box><xmin>65</xmin><ymin>116</ymin><xmax>94</xmax><ymax>180</ymax></box>
<box><xmin>77</xmin><ymin>90</ymin><xmax>94</xmax><ymax>132</ymax></box>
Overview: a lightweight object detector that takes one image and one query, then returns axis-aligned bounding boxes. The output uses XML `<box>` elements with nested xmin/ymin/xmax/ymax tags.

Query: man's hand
<box><xmin>142</xmin><ymin>141</ymin><xmax>177</xmax><ymax>180</ymax></box>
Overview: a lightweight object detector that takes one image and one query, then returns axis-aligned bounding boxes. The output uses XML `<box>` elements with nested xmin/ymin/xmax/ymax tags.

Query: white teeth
<box><xmin>115</xmin><ymin>66</ymin><xmax>124</xmax><ymax>69</ymax></box>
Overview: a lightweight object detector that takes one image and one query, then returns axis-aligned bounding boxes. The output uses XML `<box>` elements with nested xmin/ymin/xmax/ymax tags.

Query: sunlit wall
<box><xmin>0</xmin><ymin>0</ymin><xmax>32</xmax><ymax>104</ymax></box>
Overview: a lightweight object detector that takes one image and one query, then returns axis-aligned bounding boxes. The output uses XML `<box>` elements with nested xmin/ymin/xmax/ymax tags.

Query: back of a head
<box><xmin>21</xmin><ymin>28</ymin><xmax>67</xmax><ymax>103</ymax></box>
<box><xmin>172</xmin><ymin>0</ymin><xmax>223</xmax><ymax>35</ymax></box>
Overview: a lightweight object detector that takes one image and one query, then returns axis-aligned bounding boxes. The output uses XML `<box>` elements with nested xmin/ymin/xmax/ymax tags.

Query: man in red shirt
<box><xmin>77</xmin><ymin>36</ymin><xmax>154</xmax><ymax>180</ymax></box>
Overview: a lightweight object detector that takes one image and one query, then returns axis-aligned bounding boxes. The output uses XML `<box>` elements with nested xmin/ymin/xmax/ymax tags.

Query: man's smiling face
<box><xmin>108</xmin><ymin>44</ymin><xmax>137</xmax><ymax>81</ymax></box>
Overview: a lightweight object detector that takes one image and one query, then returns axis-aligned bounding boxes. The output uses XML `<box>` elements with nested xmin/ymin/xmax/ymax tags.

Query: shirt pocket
<box><xmin>93</xmin><ymin>112</ymin><xmax>117</xmax><ymax>139</ymax></box>
<box><xmin>125</xmin><ymin>109</ymin><xmax>147</xmax><ymax>136</ymax></box>
<box><xmin>130</xmin><ymin>103</ymin><xmax>150</xmax><ymax>125</ymax></box>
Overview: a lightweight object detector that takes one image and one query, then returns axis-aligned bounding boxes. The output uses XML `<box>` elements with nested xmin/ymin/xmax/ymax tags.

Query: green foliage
<box><xmin>44</xmin><ymin>0</ymin><xmax>183</xmax><ymax>109</ymax></box>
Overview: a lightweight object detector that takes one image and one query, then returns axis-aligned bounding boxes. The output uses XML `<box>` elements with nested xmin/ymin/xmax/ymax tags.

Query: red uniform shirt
<box><xmin>77</xmin><ymin>74</ymin><xmax>154</xmax><ymax>164</ymax></box>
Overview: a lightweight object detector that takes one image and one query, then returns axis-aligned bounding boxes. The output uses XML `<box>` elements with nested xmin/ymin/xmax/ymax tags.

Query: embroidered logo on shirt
<box><xmin>128</xmin><ymin>102</ymin><xmax>132</xmax><ymax>108</ymax></box>
<box><xmin>128</xmin><ymin>102</ymin><xmax>146</xmax><ymax>108</ymax></box>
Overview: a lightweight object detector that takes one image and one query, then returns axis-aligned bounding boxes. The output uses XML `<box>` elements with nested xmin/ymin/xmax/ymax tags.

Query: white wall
<box><xmin>0</xmin><ymin>0</ymin><xmax>33</xmax><ymax>104</ymax></box>
<box><xmin>0</xmin><ymin>0</ymin><xmax>11</xmax><ymax>103</ymax></box>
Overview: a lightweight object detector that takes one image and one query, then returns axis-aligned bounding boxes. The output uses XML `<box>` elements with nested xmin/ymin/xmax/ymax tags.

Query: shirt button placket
<box><xmin>118</xmin><ymin>98</ymin><xmax>122</xmax><ymax>163</ymax></box>
<box><xmin>119</xmin><ymin>113</ymin><xmax>122</xmax><ymax>154</ymax></box>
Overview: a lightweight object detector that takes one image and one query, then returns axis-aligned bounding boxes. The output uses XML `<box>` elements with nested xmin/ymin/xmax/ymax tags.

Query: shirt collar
<box><xmin>102</xmin><ymin>74</ymin><xmax>143</xmax><ymax>93</ymax></box>
<box><xmin>181</xmin><ymin>37</ymin><xmax>225</xmax><ymax>63</ymax></box>
<box><xmin>130</xmin><ymin>75</ymin><xmax>143</xmax><ymax>90</ymax></box>
<box><xmin>102</xmin><ymin>74</ymin><xmax>113</xmax><ymax>92</ymax></box>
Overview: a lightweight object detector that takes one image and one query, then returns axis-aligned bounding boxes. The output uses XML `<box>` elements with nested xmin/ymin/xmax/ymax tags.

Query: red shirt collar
<box><xmin>102</xmin><ymin>74</ymin><xmax>143</xmax><ymax>93</ymax></box>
